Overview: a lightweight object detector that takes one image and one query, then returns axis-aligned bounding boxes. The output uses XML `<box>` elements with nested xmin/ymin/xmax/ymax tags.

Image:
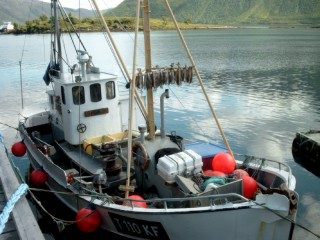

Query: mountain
<box><xmin>1</xmin><ymin>0</ymin><xmax>319</xmax><ymax>26</ymax></box>
<box><xmin>108</xmin><ymin>0</ymin><xmax>320</xmax><ymax>25</ymax></box>
<box><xmin>0</xmin><ymin>0</ymin><xmax>98</xmax><ymax>25</ymax></box>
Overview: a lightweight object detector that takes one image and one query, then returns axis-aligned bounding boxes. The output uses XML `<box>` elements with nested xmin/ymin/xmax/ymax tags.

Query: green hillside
<box><xmin>1</xmin><ymin>0</ymin><xmax>319</xmax><ymax>26</ymax></box>
<box><xmin>0</xmin><ymin>0</ymin><xmax>97</xmax><ymax>25</ymax></box>
<box><xmin>108</xmin><ymin>0</ymin><xmax>320</xmax><ymax>25</ymax></box>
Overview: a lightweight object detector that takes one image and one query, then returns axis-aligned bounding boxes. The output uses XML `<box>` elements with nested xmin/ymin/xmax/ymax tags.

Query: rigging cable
<box><xmin>18</xmin><ymin>0</ymin><xmax>35</xmax><ymax>109</ymax></box>
<box><xmin>167</xmin><ymin>85</ymin><xmax>213</xmax><ymax>142</ymax></box>
<box><xmin>0</xmin><ymin>122</ymin><xmax>18</xmax><ymax>131</ymax></box>
<box><xmin>90</xmin><ymin>3</ymin><xmax>129</xmax><ymax>83</ymax></box>
<box><xmin>90</xmin><ymin>0</ymin><xmax>148</xmax><ymax>121</ymax></box>
<box><xmin>57</xmin><ymin>1</ymin><xmax>87</xmax><ymax>56</ymax></box>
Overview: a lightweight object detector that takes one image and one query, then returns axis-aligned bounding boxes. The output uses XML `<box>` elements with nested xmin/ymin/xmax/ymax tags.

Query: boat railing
<box><xmin>236</xmin><ymin>153</ymin><xmax>293</xmax><ymax>187</ymax></box>
<box><xmin>75</xmin><ymin>178</ymin><xmax>249</xmax><ymax>209</ymax></box>
<box><xmin>72</xmin><ymin>176</ymin><xmax>95</xmax><ymax>192</ymax></box>
<box><xmin>123</xmin><ymin>193</ymin><xmax>249</xmax><ymax>209</ymax></box>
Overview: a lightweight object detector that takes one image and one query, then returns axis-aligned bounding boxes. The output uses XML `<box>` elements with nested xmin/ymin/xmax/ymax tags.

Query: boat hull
<box><xmin>21</xmin><ymin>123</ymin><xmax>296</xmax><ymax>240</ymax></box>
<box><xmin>30</xmin><ymin>166</ymin><xmax>295</xmax><ymax>240</ymax></box>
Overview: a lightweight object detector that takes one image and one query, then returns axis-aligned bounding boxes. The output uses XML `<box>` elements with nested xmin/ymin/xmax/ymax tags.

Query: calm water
<box><xmin>0</xmin><ymin>29</ymin><xmax>319</xmax><ymax>239</ymax></box>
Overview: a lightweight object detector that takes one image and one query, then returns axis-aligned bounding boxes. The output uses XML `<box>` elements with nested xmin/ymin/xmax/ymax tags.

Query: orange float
<box><xmin>76</xmin><ymin>204</ymin><xmax>101</xmax><ymax>233</ymax></box>
<box><xmin>122</xmin><ymin>195</ymin><xmax>148</xmax><ymax>208</ymax></box>
<box><xmin>242</xmin><ymin>176</ymin><xmax>258</xmax><ymax>199</ymax></box>
<box><xmin>11</xmin><ymin>142</ymin><xmax>27</xmax><ymax>157</ymax></box>
<box><xmin>30</xmin><ymin>168</ymin><xmax>48</xmax><ymax>187</ymax></box>
<box><xmin>212</xmin><ymin>152</ymin><xmax>236</xmax><ymax>174</ymax></box>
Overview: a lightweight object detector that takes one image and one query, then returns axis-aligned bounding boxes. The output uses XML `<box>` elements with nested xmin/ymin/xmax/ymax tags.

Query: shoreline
<box><xmin>5</xmin><ymin>24</ymin><xmax>320</xmax><ymax>35</ymax></box>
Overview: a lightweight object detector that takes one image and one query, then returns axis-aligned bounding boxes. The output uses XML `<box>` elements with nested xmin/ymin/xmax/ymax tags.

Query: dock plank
<box><xmin>0</xmin><ymin>145</ymin><xmax>45</xmax><ymax>240</ymax></box>
<box><xmin>302</xmin><ymin>131</ymin><xmax>320</xmax><ymax>143</ymax></box>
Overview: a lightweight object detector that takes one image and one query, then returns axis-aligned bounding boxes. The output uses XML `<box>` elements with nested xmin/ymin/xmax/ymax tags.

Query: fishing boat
<box><xmin>15</xmin><ymin>0</ymin><xmax>298</xmax><ymax>239</ymax></box>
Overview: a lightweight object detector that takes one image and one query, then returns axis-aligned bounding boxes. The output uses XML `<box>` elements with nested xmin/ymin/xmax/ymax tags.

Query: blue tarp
<box><xmin>43</xmin><ymin>62</ymin><xmax>60</xmax><ymax>86</ymax></box>
<box><xmin>185</xmin><ymin>142</ymin><xmax>227</xmax><ymax>159</ymax></box>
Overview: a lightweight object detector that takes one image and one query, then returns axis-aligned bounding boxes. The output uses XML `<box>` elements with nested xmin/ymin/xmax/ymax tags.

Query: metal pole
<box><xmin>142</xmin><ymin>0</ymin><xmax>156</xmax><ymax>139</ymax></box>
<box><xmin>19</xmin><ymin>61</ymin><xmax>24</xmax><ymax>109</ymax></box>
<box><xmin>125</xmin><ymin>0</ymin><xmax>141</xmax><ymax>198</ymax></box>
<box><xmin>163</xmin><ymin>0</ymin><xmax>234</xmax><ymax>158</ymax></box>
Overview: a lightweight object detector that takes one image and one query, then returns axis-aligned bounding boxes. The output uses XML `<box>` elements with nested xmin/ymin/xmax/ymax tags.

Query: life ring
<box><xmin>132</xmin><ymin>142</ymin><xmax>149</xmax><ymax>171</ymax></box>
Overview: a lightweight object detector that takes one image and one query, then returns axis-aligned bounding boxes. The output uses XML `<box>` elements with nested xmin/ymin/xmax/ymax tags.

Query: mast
<box><xmin>53</xmin><ymin>0</ymin><xmax>63</xmax><ymax>72</ymax></box>
<box><xmin>124</xmin><ymin>0</ymin><xmax>141</xmax><ymax>198</ymax></box>
<box><xmin>142</xmin><ymin>0</ymin><xmax>156</xmax><ymax>139</ymax></box>
<box><xmin>53</xmin><ymin>0</ymin><xmax>57</xmax><ymax>62</ymax></box>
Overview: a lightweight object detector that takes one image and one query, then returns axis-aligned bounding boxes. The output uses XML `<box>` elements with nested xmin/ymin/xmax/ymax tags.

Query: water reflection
<box><xmin>295</xmin><ymin>195</ymin><xmax>320</xmax><ymax>240</ymax></box>
<box><xmin>1</xmin><ymin>29</ymin><xmax>320</xmax><ymax>239</ymax></box>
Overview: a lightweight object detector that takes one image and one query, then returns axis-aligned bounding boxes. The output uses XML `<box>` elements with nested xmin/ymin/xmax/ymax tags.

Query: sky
<box><xmin>41</xmin><ymin>0</ymin><xmax>124</xmax><ymax>10</ymax></box>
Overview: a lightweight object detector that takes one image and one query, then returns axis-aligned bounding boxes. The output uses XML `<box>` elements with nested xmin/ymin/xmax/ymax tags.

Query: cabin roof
<box><xmin>55</xmin><ymin>71</ymin><xmax>117</xmax><ymax>85</ymax></box>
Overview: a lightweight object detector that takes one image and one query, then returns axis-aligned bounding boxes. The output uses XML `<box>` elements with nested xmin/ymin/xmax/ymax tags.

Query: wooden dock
<box><xmin>0</xmin><ymin>145</ymin><xmax>45</xmax><ymax>240</ymax></box>
<box><xmin>292</xmin><ymin>130</ymin><xmax>320</xmax><ymax>160</ymax></box>
<box><xmin>292</xmin><ymin>130</ymin><xmax>320</xmax><ymax>177</ymax></box>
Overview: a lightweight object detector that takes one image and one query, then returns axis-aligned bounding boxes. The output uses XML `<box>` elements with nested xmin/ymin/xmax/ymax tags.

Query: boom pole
<box><xmin>142</xmin><ymin>0</ymin><xmax>156</xmax><ymax>139</ymax></box>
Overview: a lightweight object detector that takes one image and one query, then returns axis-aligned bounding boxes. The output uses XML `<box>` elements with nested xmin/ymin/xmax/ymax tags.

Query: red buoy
<box><xmin>204</xmin><ymin>170</ymin><xmax>226</xmax><ymax>177</ymax></box>
<box><xmin>212</xmin><ymin>152</ymin><xmax>236</xmax><ymax>174</ymax></box>
<box><xmin>76</xmin><ymin>204</ymin><xmax>101</xmax><ymax>233</ymax></box>
<box><xmin>122</xmin><ymin>195</ymin><xmax>147</xmax><ymax>208</ymax></box>
<box><xmin>30</xmin><ymin>168</ymin><xmax>48</xmax><ymax>187</ymax></box>
<box><xmin>11</xmin><ymin>142</ymin><xmax>27</xmax><ymax>157</ymax></box>
<box><xmin>233</xmin><ymin>169</ymin><xmax>249</xmax><ymax>179</ymax></box>
<box><xmin>242</xmin><ymin>176</ymin><xmax>258</xmax><ymax>199</ymax></box>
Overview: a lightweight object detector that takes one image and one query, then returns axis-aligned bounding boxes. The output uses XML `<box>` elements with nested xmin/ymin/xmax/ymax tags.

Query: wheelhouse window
<box><xmin>90</xmin><ymin>83</ymin><xmax>102</xmax><ymax>102</ymax></box>
<box><xmin>61</xmin><ymin>86</ymin><xmax>66</xmax><ymax>104</ymax></box>
<box><xmin>106</xmin><ymin>81</ymin><xmax>115</xmax><ymax>99</ymax></box>
<box><xmin>72</xmin><ymin>86</ymin><xmax>85</xmax><ymax>105</ymax></box>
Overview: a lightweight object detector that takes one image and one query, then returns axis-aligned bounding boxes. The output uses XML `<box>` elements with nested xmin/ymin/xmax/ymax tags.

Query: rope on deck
<box><xmin>0</xmin><ymin>183</ymin><xmax>28</xmax><ymax>234</ymax></box>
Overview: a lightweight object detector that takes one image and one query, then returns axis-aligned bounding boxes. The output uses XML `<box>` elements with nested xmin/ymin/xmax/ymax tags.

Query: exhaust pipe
<box><xmin>160</xmin><ymin>89</ymin><xmax>169</xmax><ymax>139</ymax></box>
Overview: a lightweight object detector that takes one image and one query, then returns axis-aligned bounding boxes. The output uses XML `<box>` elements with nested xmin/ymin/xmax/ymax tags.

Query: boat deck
<box><xmin>57</xmin><ymin>141</ymin><xmax>131</xmax><ymax>186</ymax></box>
<box><xmin>58</xmin><ymin>141</ymin><xmax>105</xmax><ymax>174</ymax></box>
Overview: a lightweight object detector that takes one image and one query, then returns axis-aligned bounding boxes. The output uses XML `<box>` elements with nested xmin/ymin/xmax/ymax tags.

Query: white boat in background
<box><xmin>0</xmin><ymin>21</ymin><xmax>14</xmax><ymax>32</ymax></box>
<box><xmin>14</xmin><ymin>0</ymin><xmax>298</xmax><ymax>239</ymax></box>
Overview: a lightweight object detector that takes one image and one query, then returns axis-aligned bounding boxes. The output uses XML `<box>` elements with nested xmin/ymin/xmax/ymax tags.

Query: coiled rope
<box><xmin>0</xmin><ymin>183</ymin><xmax>28</xmax><ymax>234</ymax></box>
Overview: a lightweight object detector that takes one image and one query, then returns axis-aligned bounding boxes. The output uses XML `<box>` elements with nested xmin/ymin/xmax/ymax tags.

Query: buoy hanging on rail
<box><xmin>30</xmin><ymin>168</ymin><xmax>48</xmax><ymax>187</ymax></box>
<box><xmin>233</xmin><ymin>169</ymin><xmax>249</xmax><ymax>179</ymax></box>
<box><xmin>76</xmin><ymin>204</ymin><xmax>101</xmax><ymax>233</ymax></box>
<box><xmin>212</xmin><ymin>152</ymin><xmax>236</xmax><ymax>174</ymax></box>
<box><xmin>242</xmin><ymin>176</ymin><xmax>258</xmax><ymax>199</ymax></box>
<box><xmin>11</xmin><ymin>141</ymin><xmax>27</xmax><ymax>157</ymax></box>
<box><xmin>122</xmin><ymin>195</ymin><xmax>148</xmax><ymax>208</ymax></box>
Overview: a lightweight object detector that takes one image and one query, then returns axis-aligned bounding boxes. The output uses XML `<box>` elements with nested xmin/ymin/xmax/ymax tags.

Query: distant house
<box><xmin>0</xmin><ymin>22</ymin><xmax>14</xmax><ymax>32</ymax></box>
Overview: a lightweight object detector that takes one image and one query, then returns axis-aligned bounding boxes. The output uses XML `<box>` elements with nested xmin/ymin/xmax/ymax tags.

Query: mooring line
<box><xmin>0</xmin><ymin>184</ymin><xmax>29</xmax><ymax>234</ymax></box>
<box><xmin>0</xmin><ymin>121</ymin><xmax>19</xmax><ymax>131</ymax></box>
<box><xmin>253</xmin><ymin>200</ymin><xmax>320</xmax><ymax>238</ymax></box>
